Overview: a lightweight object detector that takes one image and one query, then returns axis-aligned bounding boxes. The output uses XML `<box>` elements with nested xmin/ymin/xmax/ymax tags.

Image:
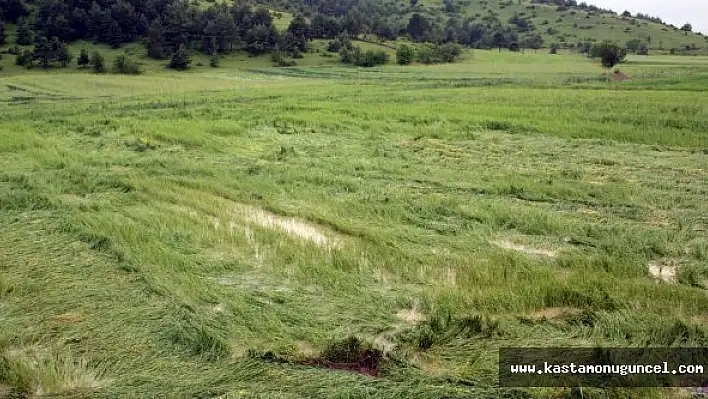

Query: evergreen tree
<box><xmin>146</xmin><ymin>20</ymin><xmax>167</xmax><ymax>59</ymax></box>
<box><xmin>78</xmin><ymin>48</ymin><xmax>90</xmax><ymax>67</ymax></box>
<box><xmin>56</xmin><ymin>42</ymin><xmax>73</xmax><ymax>67</ymax></box>
<box><xmin>108</xmin><ymin>21</ymin><xmax>123</xmax><ymax>48</ymax></box>
<box><xmin>16</xmin><ymin>18</ymin><xmax>34</xmax><ymax>45</ymax></box>
<box><xmin>90</xmin><ymin>51</ymin><xmax>105</xmax><ymax>73</ymax></box>
<box><xmin>167</xmin><ymin>45</ymin><xmax>190</xmax><ymax>70</ymax></box>
<box><xmin>33</xmin><ymin>36</ymin><xmax>55</xmax><ymax>69</ymax></box>
<box><xmin>0</xmin><ymin>22</ymin><xmax>5</xmax><ymax>45</ymax></box>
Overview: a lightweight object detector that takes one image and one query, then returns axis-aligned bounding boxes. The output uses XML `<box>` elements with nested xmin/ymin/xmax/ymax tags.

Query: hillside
<box><xmin>259</xmin><ymin>0</ymin><xmax>708</xmax><ymax>53</ymax></box>
<box><xmin>1</xmin><ymin>0</ymin><xmax>707</xmax><ymax>74</ymax></box>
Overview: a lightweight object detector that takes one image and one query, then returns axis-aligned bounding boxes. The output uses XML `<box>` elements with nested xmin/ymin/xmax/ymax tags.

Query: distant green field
<box><xmin>0</xmin><ymin>51</ymin><xmax>707</xmax><ymax>398</ymax></box>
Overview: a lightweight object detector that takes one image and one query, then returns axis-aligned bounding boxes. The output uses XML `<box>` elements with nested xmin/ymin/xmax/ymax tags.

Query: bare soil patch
<box><xmin>492</xmin><ymin>239</ymin><xmax>557</xmax><ymax>258</ymax></box>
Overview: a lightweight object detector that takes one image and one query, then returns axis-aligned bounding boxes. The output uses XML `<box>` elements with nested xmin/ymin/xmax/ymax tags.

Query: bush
<box><xmin>396</xmin><ymin>43</ymin><xmax>415</xmax><ymax>65</ymax></box>
<box><xmin>438</xmin><ymin>43</ymin><xmax>461</xmax><ymax>62</ymax></box>
<box><xmin>340</xmin><ymin>46</ymin><xmax>389</xmax><ymax>67</ymax></box>
<box><xmin>416</xmin><ymin>43</ymin><xmax>461</xmax><ymax>64</ymax></box>
<box><xmin>357</xmin><ymin>49</ymin><xmax>389</xmax><ymax>67</ymax></box>
<box><xmin>167</xmin><ymin>46</ymin><xmax>191</xmax><ymax>70</ymax></box>
<box><xmin>209</xmin><ymin>53</ymin><xmax>220</xmax><ymax>67</ymax></box>
<box><xmin>417</xmin><ymin>44</ymin><xmax>438</xmax><ymax>64</ymax></box>
<box><xmin>271</xmin><ymin>51</ymin><xmax>296</xmax><ymax>67</ymax></box>
<box><xmin>90</xmin><ymin>51</ymin><xmax>105</xmax><ymax>73</ymax></box>
<box><xmin>15</xmin><ymin>49</ymin><xmax>34</xmax><ymax>68</ymax></box>
<box><xmin>327</xmin><ymin>40</ymin><xmax>342</xmax><ymax>52</ymax></box>
<box><xmin>590</xmin><ymin>40</ymin><xmax>627</xmax><ymax>68</ymax></box>
<box><xmin>112</xmin><ymin>54</ymin><xmax>142</xmax><ymax>74</ymax></box>
<box><xmin>77</xmin><ymin>48</ymin><xmax>90</xmax><ymax>67</ymax></box>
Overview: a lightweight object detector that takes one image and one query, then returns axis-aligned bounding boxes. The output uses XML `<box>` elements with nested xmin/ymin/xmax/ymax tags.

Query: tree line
<box><xmin>1</xmin><ymin>0</ymin><xmax>550</xmax><ymax>64</ymax></box>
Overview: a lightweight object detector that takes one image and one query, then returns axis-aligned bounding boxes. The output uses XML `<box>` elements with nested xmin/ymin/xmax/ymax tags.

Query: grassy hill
<box><xmin>1</xmin><ymin>50</ymin><xmax>707</xmax><ymax>397</ymax></box>
<box><xmin>405</xmin><ymin>0</ymin><xmax>708</xmax><ymax>51</ymax></box>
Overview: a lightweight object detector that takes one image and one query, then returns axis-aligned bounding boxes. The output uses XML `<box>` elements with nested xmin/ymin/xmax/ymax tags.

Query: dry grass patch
<box><xmin>528</xmin><ymin>307</ymin><xmax>583</xmax><ymax>321</ymax></box>
<box><xmin>492</xmin><ymin>239</ymin><xmax>558</xmax><ymax>258</ymax></box>
<box><xmin>648</xmin><ymin>260</ymin><xmax>678</xmax><ymax>283</ymax></box>
<box><xmin>232</xmin><ymin>204</ymin><xmax>341</xmax><ymax>249</ymax></box>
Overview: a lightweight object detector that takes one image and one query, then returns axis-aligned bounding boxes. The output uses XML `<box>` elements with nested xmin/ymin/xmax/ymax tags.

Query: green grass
<box><xmin>412</xmin><ymin>0</ymin><xmax>708</xmax><ymax>52</ymax></box>
<box><xmin>0</xmin><ymin>51</ymin><xmax>707</xmax><ymax>398</ymax></box>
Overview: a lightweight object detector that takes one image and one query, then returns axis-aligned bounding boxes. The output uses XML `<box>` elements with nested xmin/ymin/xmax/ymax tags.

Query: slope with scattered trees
<box><xmin>0</xmin><ymin>0</ymin><xmax>706</xmax><ymax>73</ymax></box>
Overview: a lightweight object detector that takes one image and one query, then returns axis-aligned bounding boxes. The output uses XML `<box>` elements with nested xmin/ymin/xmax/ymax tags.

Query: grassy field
<box><xmin>0</xmin><ymin>50</ymin><xmax>707</xmax><ymax>398</ymax></box>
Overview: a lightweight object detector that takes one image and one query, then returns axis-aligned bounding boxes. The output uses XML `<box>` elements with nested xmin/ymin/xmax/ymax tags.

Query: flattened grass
<box><xmin>0</xmin><ymin>53</ymin><xmax>707</xmax><ymax>397</ymax></box>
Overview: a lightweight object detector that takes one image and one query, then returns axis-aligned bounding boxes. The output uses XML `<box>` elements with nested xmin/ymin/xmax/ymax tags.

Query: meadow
<box><xmin>1</xmin><ymin>51</ymin><xmax>707</xmax><ymax>398</ymax></box>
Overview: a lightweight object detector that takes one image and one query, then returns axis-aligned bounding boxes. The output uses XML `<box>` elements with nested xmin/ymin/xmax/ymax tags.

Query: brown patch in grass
<box><xmin>295</xmin><ymin>341</ymin><xmax>317</xmax><ymax>357</ymax></box>
<box><xmin>397</xmin><ymin>307</ymin><xmax>426</xmax><ymax>324</ymax></box>
<box><xmin>492</xmin><ymin>240</ymin><xmax>557</xmax><ymax>258</ymax></box>
<box><xmin>612</xmin><ymin>71</ymin><xmax>631</xmax><ymax>81</ymax></box>
<box><xmin>299</xmin><ymin>337</ymin><xmax>383</xmax><ymax>377</ymax></box>
<box><xmin>233</xmin><ymin>204</ymin><xmax>340</xmax><ymax>248</ymax></box>
<box><xmin>649</xmin><ymin>260</ymin><xmax>678</xmax><ymax>283</ymax></box>
<box><xmin>528</xmin><ymin>307</ymin><xmax>583</xmax><ymax>321</ymax></box>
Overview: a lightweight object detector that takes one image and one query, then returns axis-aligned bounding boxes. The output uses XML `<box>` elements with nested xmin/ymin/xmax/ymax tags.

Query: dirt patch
<box><xmin>233</xmin><ymin>204</ymin><xmax>340</xmax><ymax>248</ymax></box>
<box><xmin>612</xmin><ymin>71</ymin><xmax>631</xmax><ymax>81</ymax></box>
<box><xmin>649</xmin><ymin>260</ymin><xmax>677</xmax><ymax>283</ymax></box>
<box><xmin>492</xmin><ymin>240</ymin><xmax>557</xmax><ymax>258</ymax></box>
<box><xmin>528</xmin><ymin>307</ymin><xmax>583</xmax><ymax>321</ymax></box>
<box><xmin>301</xmin><ymin>336</ymin><xmax>382</xmax><ymax>377</ymax></box>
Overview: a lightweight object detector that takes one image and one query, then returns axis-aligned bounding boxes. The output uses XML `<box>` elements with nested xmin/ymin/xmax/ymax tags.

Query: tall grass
<box><xmin>0</xmin><ymin>54</ymin><xmax>706</xmax><ymax>397</ymax></box>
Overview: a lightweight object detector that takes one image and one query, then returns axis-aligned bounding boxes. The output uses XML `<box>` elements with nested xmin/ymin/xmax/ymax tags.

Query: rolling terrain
<box><xmin>1</xmin><ymin>50</ymin><xmax>707</xmax><ymax>397</ymax></box>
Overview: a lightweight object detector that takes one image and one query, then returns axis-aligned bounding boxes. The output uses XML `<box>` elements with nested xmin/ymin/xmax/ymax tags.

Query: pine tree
<box><xmin>16</xmin><ymin>18</ymin><xmax>34</xmax><ymax>45</ymax></box>
<box><xmin>0</xmin><ymin>22</ymin><xmax>6</xmax><ymax>45</ymax></box>
<box><xmin>33</xmin><ymin>36</ymin><xmax>55</xmax><ymax>69</ymax></box>
<box><xmin>108</xmin><ymin>21</ymin><xmax>123</xmax><ymax>48</ymax></box>
<box><xmin>78</xmin><ymin>48</ymin><xmax>90</xmax><ymax>67</ymax></box>
<box><xmin>56</xmin><ymin>42</ymin><xmax>73</xmax><ymax>67</ymax></box>
<box><xmin>167</xmin><ymin>45</ymin><xmax>190</xmax><ymax>70</ymax></box>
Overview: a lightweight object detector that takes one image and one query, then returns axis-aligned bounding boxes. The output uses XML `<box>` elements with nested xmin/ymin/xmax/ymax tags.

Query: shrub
<box><xmin>167</xmin><ymin>46</ymin><xmax>191</xmax><ymax>70</ymax></box>
<box><xmin>438</xmin><ymin>43</ymin><xmax>461</xmax><ymax>62</ymax></box>
<box><xmin>340</xmin><ymin>46</ymin><xmax>389</xmax><ymax>67</ymax></box>
<box><xmin>357</xmin><ymin>49</ymin><xmax>389</xmax><ymax>67</ymax></box>
<box><xmin>15</xmin><ymin>49</ymin><xmax>34</xmax><ymax>68</ymax></box>
<box><xmin>590</xmin><ymin>40</ymin><xmax>627</xmax><ymax>68</ymax></box>
<box><xmin>396</xmin><ymin>43</ymin><xmax>415</xmax><ymax>65</ymax></box>
<box><xmin>77</xmin><ymin>48</ymin><xmax>90</xmax><ymax>67</ymax></box>
<box><xmin>112</xmin><ymin>55</ymin><xmax>142</xmax><ymax>74</ymax></box>
<box><xmin>209</xmin><ymin>53</ymin><xmax>220</xmax><ymax>67</ymax></box>
<box><xmin>90</xmin><ymin>51</ymin><xmax>105</xmax><ymax>73</ymax></box>
<box><xmin>327</xmin><ymin>40</ymin><xmax>342</xmax><ymax>52</ymax></box>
